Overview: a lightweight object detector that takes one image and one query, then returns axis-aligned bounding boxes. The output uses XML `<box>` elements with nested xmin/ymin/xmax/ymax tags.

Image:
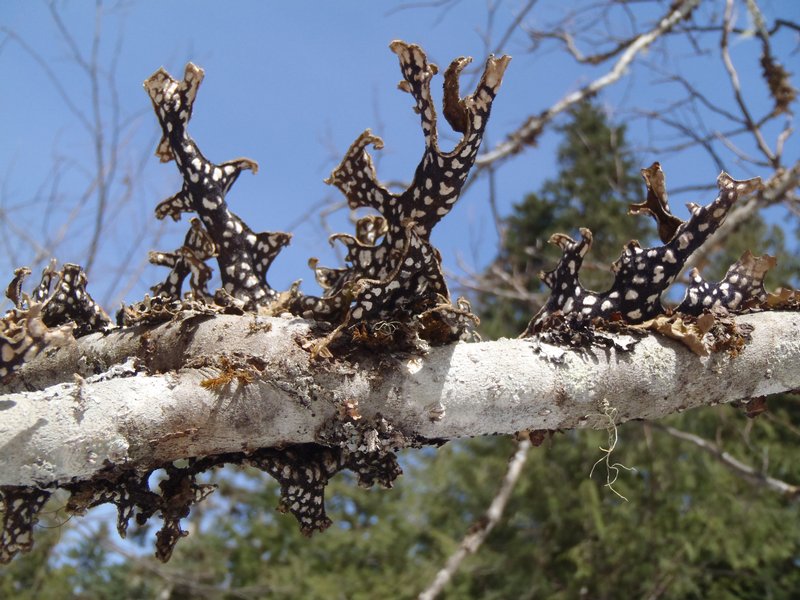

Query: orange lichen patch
<box><xmin>200</xmin><ymin>357</ymin><xmax>256</xmax><ymax>390</ymax></box>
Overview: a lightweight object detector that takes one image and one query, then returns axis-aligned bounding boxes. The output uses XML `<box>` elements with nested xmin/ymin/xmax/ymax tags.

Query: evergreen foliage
<box><xmin>480</xmin><ymin>102</ymin><xmax>653</xmax><ymax>339</ymax></box>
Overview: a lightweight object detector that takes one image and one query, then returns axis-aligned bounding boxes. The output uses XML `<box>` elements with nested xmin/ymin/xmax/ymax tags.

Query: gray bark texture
<box><xmin>2</xmin><ymin>310</ymin><xmax>798</xmax><ymax>488</ymax></box>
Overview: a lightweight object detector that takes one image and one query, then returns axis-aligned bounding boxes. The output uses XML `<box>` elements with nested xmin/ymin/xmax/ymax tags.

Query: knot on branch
<box><xmin>292</xmin><ymin>41</ymin><xmax>510</xmax><ymax>351</ymax></box>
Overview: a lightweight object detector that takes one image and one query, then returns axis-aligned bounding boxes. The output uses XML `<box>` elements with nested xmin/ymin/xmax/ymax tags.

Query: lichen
<box><xmin>0</xmin><ymin>487</ymin><xmax>50</xmax><ymax>564</ymax></box>
<box><xmin>143</xmin><ymin>63</ymin><xmax>291</xmax><ymax>309</ymax></box>
<box><xmin>524</xmin><ymin>164</ymin><xmax>782</xmax><ymax>342</ymax></box>
<box><xmin>3</xmin><ymin>42</ymin><xmax>798</xmax><ymax>567</ymax></box>
<box><xmin>291</xmin><ymin>41</ymin><xmax>510</xmax><ymax>352</ymax></box>
<box><xmin>1</xmin><ymin>262</ymin><xmax>109</xmax><ymax>378</ymax></box>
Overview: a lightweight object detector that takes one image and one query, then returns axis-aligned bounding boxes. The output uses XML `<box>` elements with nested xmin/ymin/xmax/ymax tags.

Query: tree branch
<box><xmin>418</xmin><ymin>438</ymin><xmax>532</xmax><ymax>600</ymax></box>
<box><xmin>655</xmin><ymin>424</ymin><xmax>800</xmax><ymax>497</ymax></box>
<box><xmin>474</xmin><ymin>0</ymin><xmax>701</xmax><ymax>170</ymax></box>
<box><xmin>2</xmin><ymin>310</ymin><xmax>798</xmax><ymax>488</ymax></box>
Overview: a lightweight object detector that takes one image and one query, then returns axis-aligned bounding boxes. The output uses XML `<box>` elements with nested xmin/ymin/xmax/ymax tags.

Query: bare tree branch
<box><xmin>3</xmin><ymin>310</ymin><xmax>799</xmax><ymax>488</ymax></box>
<box><xmin>475</xmin><ymin>0</ymin><xmax>701</xmax><ymax>171</ymax></box>
<box><xmin>720</xmin><ymin>0</ymin><xmax>777</xmax><ymax>167</ymax></box>
<box><xmin>655</xmin><ymin>424</ymin><xmax>800</xmax><ymax>497</ymax></box>
<box><xmin>418</xmin><ymin>438</ymin><xmax>532</xmax><ymax>600</ymax></box>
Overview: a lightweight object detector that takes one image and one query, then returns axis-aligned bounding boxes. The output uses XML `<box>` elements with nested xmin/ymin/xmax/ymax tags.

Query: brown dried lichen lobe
<box><xmin>294</xmin><ymin>41</ymin><xmax>510</xmax><ymax>333</ymax></box>
<box><xmin>2</xmin><ymin>262</ymin><xmax>109</xmax><ymax>378</ymax></box>
<box><xmin>629</xmin><ymin>162</ymin><xmax>684</xmax><ymax>243</ymax></box>
<box><xmin>143</xmin><ymin>63</ymin><xmax>290</xmax><ymax>309</ymax></box>
<box><xmin>525</xmin><ymin>171</ymin><xmax>763</xmax><ymax>335</ymax></box>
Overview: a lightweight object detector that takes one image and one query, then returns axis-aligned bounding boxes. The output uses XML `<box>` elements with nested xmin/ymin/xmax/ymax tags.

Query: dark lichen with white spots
<box><xmin>144</xmin><ymin>63</ymin><xmax>291</xmax><ymax>309</ymax></box>
<box><xmin>4</xmin><ymin>43</ymin><xmax>799</xmax><ymax>568</ymax></box>
<box><xmin>525</xmin><ymin>167</ymin><xmax>766</xmax><ymax>336</ymax></box>
<box><xmin>292</xmin><ymin>41</ymin><xmax>510</xmax><ymax>346</ymax></box>
<box><xmin>0</xmin><ymin>487</ymin><xmax>50</xmax><ymax>564</ymax></box>
<box><xmin>1</xmin><ymin>262</ymin><xmax>109</xmax><ymax>378</ymax></box>
<box><xmin>149</xmin><ymin>217</ymin><xmax>218</xmax><ymax>300</ymax></box>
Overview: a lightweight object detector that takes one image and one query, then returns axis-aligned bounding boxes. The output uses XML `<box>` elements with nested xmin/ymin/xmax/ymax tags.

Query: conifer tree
<box><xmin>480</xmin><ymin>102</ymin><xmax>653</xmax><ymax>339</ymax></box>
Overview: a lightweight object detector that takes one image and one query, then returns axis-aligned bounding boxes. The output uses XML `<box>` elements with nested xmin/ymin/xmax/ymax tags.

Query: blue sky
<box><xmin>1</xmin><ymin>0</ymin><xmax>797</xmax><ymax>309</ymax></box>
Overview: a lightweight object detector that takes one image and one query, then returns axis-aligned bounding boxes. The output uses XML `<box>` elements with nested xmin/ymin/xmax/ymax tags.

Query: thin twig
<box><xmin>720</xmin><ymin>0</ymin><xmax>777</xmax><ymax>167</ymax></box>
<box><xmin>655</xmin><ymin>424</ymin><xmax>800</xmax><ymax>497</ymax></box>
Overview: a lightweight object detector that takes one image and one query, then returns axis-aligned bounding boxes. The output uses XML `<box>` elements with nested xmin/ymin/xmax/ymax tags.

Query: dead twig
<box><xmin>418</xmin><ymin>438</ymin><xmax>532</xmax><ymax>600</ymax></box>
<box><xmin>655</xmin><ymin>423</ymin><xmax>800</xmax><ymax>498</ymax></box>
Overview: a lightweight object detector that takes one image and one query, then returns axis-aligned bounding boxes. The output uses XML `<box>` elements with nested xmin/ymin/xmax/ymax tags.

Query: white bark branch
<box><xmin>2</xmin><ymin>310</ymin><xmax>799</xmax><ymax>488</ymax></box>
<box><xmin>656</xmin><ymin>424</ymin><xmax>800</xmax><ymax>497</ymax></box>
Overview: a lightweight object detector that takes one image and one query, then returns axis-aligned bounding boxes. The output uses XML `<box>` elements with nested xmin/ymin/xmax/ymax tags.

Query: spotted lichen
<box><xmin>0</xmin><ymin>487</ymin><xmax>50</xmax><ymax>564</ymax></box>
<box><xmin>143</xmin><ymin>63</ymin><xmax>291</xmax><ymax>309</ymax></box>
<box><xmin>3</xmin><ymin>42</ymin><xmax>798</xmax><ymax>568</ymax></box>
<box><xmin>1</xmin><ymin>262</ymin><xmax>109</xmax><ymax>378</ymax></box>
<box><xmin>524</xmin><ymin>164</ymin><xmax>774</xmax><ymax>340</ymax></box>
<box><xmin>149</xmin><ymin>217</ymin><xmax>218</xmax><ymax>301</ymax></box>
<box><xmin>291</xmin><ymin>41</ymin><xmax>510</xmax><ymax>351</ymax></box>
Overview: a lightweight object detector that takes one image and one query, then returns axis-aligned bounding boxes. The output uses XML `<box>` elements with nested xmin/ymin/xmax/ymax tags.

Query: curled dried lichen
<box><xmin>525</xmin><ymin>167</ymin><xmax>766</xmax><ymax>336</ymax></box>
<box><xmin>292</xmin><ymin>42</ymin><xmax>510</xmax><ymax>347</ymax></box>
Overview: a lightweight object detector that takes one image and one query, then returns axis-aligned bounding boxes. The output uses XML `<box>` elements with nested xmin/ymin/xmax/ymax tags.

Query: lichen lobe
<box><xmin>525</xmin><ymin>166</ymin><xmax>776</xmax><ymax>345</ymax></box>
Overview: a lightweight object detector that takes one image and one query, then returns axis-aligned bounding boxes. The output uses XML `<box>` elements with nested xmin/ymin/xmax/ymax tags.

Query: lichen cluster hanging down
<box><xmin>291</xmin><ymin>41</ymin><xmax>511</xmax><ymax>351</ymax></box>
<box><xmin>523</xmin><ymin>163</ymin><xmax>796</xmax><ymax>351</ymax></box>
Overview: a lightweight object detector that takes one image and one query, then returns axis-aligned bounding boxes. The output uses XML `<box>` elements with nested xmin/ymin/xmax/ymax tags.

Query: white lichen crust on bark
<box><xmin>2</xmin><ymin>310</ymin><xmax>798</xmax><ymax>488</ymax></box>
